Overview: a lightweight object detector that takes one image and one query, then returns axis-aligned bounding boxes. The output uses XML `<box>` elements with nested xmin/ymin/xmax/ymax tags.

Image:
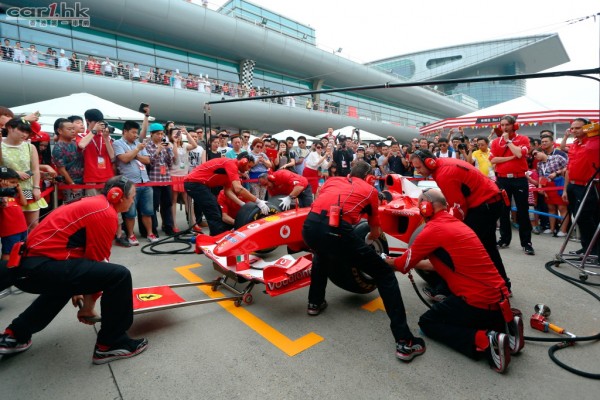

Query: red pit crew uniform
<box><xmin>304</xmin><ymin>176</ymin><xmax>417</xmax><ymax>342</ymax></box>
<box><xmin>490</xmin><ymin>134</ymin><xmax>532</xmax><ymax>249</ymax></box>
<box><xmin>395</xmin><ymin>211</ymin><xmax>509</xmax><ymax>358</ymax></box>
<box><xmin>266</xmin><ymin>169</ymin><xmax>313</xmax><ymax>208</ymax></box>
<box><xmin>565</xmin><ymin>134</ymin><xmax>600</xmax><ymax>256</ymax></box>
<box><xmin>431</xmin><ymin>158</ymin><xmax>509</xmax><ymax>288</ymax></box>
<box><xmin>4</xmin><ymin>195</ymin><xmax>134</xmax><ymax>347</ymax></box>
<box><xmin>184</xmin><ymin>158</ymin><xmax>242</xmax><ymax>235</ymax></box>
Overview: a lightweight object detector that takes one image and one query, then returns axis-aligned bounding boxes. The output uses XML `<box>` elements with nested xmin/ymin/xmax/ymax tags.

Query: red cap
<box><xmin>30</xmin><ymin>131</ymin><xmax>51</xmax><ymax>143</ymax></box>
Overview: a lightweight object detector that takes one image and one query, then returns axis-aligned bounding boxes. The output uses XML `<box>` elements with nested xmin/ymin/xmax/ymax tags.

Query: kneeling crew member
<box><xmin>303</xmin><ymin>160</ymin><xmax>425</xmax><ymax>362</ymax></box>
<box><xmin>217</xmin><ymin>189</ymin><xmax>244</xmax><ymax>227</ymax></box>
<box><xmin>258</xmin><ymin>169</ymin><xmax>313</xmax><ymax>210</ymax></box>
<box><xmin>386</xmin><ymin>189</ymin><xmax>523</xmax><ymax>373</ymax></box>
<box><xmin>0</xmin><ymin>176</ymin><xmax>148</xmax><ymax>365</ymax></box>
<box><xmin>410</xmin><ymin>149</ymin><xmax>511</xmax><ymax>290</ymax></box>
<box><xmin>184</xmin><ymin>152</ymin><xmax>270</xmax><ymax>235</ymax></box>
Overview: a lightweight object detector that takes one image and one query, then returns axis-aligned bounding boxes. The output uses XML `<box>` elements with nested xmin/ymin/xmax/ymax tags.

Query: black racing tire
<box><xmin>327</xmin><ymin>221</ymin><xmax>387</xmax><ymax>294</ymax></box>
<box><xmin>407</xmin><ymin>224</ymin><xmax>436</xmax><ymax>285</ymax></box>
<box><xmin>234</xmin><ymin>201</ymin><xmax>281</xmax><ymax>254</ymax></box>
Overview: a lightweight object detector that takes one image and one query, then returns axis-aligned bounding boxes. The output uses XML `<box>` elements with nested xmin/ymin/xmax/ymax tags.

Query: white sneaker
<box><xmin>556</xmin><ymin>231</ymin><xmax>567</xmax><ymax>237</ymax></box>
<box><xmin>128</xmin><ymin>235</ymin><xmax>140</xmax><ymax>246</ymax></box>
<box><xmin>147</xmin><ymin>234</ymin><xmax>159</xmax><ymax>243</ymax></box>
<box><xmin>542</xmin><ymin>229</ymin><xmax>552</xmax><ymax>234</ymax></box>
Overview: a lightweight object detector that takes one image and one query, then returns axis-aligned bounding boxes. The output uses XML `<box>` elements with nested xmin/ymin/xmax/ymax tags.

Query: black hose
<box><xmin>140</xmin><ymin>229</ymin><xmax>197</xmax><ymax>255</ymax></box>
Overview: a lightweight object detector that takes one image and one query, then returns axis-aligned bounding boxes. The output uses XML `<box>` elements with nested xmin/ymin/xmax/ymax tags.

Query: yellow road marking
<box><xmin>175</xmin><ymin>263</ymin><xmax>324</xmax><ymax>357</ymax></box>
<box><xmin>362</xmin><ymin>297</ymin><xmax>385</xmax><ymax>312</ymax></box>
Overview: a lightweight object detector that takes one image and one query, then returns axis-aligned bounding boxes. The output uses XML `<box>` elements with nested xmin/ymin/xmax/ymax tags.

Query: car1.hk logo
<box><xmin>6</xmin><ymin>2</ymin><xmax>91</xmax><ymax>27</ymax></box>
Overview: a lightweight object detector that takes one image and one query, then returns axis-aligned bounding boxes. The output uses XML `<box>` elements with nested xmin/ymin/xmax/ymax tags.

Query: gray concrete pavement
<box><xmin>1</xmin><ymin>216</ymin><xmax>598</xmax><ymax>400</ymax></box>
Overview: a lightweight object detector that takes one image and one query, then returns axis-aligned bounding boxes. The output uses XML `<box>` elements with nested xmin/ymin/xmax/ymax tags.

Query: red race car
<box><xmin>195</xmin><ymin>175</ymin><xmax>426</xmax><ymax>302</ymax></box>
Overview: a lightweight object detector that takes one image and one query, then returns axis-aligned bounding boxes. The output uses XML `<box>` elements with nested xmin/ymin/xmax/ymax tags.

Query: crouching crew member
<box><xmin>258</xmin><ymin>169</ymin><xmax>313</xmax><ymax>210</ymax></box>
<box><xmin>184</xmin><ymin>152</ymin><xmax>270</xmax><ymax>235</ymax></box>
<box><xmin>386</xmin><ymin>189</ymin><xmax>523</xmax><ymax>373</ymax></box>
<box><xmin>410</xmin><ymin>150</ymin><xmax>511</xmax><ymax>291</ymax></box>
<box><xmin>0</xmin><ymin>176</ymin><xmax>148</xmax><ymax>365</ymax></box>
<box><xmin>217</xmin><ymin>189</ymin><xmax>243</xmax><ymax>227</ymax></box>
<box><xmin>303</xmin><ymin>160</ymin><xmax>425</xmax><ymax>362</ymax></box>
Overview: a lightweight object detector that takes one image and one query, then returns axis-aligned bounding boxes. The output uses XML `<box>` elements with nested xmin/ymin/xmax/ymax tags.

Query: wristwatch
<box><xmin>506</xmin><ymin>140</ymin><xmax>513</xmax><ymax>144</ymax></box>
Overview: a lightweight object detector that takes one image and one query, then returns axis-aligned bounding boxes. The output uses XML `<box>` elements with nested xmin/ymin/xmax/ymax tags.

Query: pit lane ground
<box><xmin>1</xmin><ymin>218</ymin><xmax>598</xmax><ymax>400</ymax></box>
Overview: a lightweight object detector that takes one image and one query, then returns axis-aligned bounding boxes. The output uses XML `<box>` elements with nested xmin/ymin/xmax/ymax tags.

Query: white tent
<box><xmin>272</xmin><ymin>129</ymin><xmax>319</xmax><ymax>141</ymax></box>
<box><xmin>10</xmin><ymin>92</ymin><xmax>154</xmax><ymax>124</ymax></box>
<box><xmin>317</xmin><ymin>126</ymin><xmax>386</xmax><ymax>141</ymax></box>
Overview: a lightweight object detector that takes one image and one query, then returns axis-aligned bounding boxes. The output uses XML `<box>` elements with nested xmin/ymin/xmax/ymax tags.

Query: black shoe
<box><xmin>568</xmin><ymin>248</ymin><xmax>585</xmax><ymax>256</ymax></box>
<box><xmin>497</xmin><ymin>240</ymin><xmax>509</xmax><ymax>248</ymax></box>
<box><xmin>486</xmin><ymin>331</ymin><xmax>510</xmax><ymax>373</ymax></box>
<box><xmin>115</xmin><ymin>234</ymin><xmax>131</xmax><ymax>248</ymax></box>
<box><xmin>507</xmin><ymin>315</ymin><xmax>524</xmax><ymax>355</ymax></box>
<box><xmin>0</xmin><ymin>332</ymin><xmax>32</xmax><ymax>355</ymax></box>
<box><xmin>92</xmin><ymin>337</ymin><xmax>148</xmax><ymax>365</ymax></box>
<box><xmin>307</xmin><ymin>300</ymin><xmax>328</xmax><ymax>316</ymax></box>
<box><xmin>523</xmin><ymin>244</ymin><xmax>535</xmax><ymax>256</ymax></box>
<box><xmin>396</xmin><ymin>337</ymin><xmax>426</xmax><ymax>362</ymax></box>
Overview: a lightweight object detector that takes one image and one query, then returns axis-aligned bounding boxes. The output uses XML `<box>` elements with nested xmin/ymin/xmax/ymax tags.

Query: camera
<box><xmin>0</xmin><ymin>187</ymin><xmax>17</xmax><ymax>197</ymax></box>
<box><xmin>457</xmin><ymin>143</ymin><xmax>468</xmax><ymax>151</ymax></box>
<box><xmin>161</xmin><ymin>137</ymin><xmax>168</xmax><ymax>145</ymax></box>
<box><xmin>54</xmin><ymin>175</ymin><xmax>65</xmax><ymax>183</ymax></box>
<box><xmin>108</xmin><ymin>125</ymin><xmax>115</xmax><ymax>134</ymax></box>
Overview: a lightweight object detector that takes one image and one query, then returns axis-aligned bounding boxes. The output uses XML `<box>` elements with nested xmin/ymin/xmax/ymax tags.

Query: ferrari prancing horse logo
<box><xmin>137</xmin><ymin>293</ymin><xmax>163</xmax><ymax>301</ymax></box>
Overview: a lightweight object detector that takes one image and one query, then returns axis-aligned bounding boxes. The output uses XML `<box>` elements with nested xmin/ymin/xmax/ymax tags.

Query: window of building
<box><xmin>426</xmin><ymin>55</ymin><xmax>462</xmax><ymax>69</ymax></box>
<box><xmin>117</xmin><ymin>35</ymin><xmax>153</xmax><ymax>54</ymax></box>
<box><xmin>72</xmin><ymin>27</ymin><xmax>116</xmax><ymax>47</ymax></box>
<box><xmin>19</xmin><ymin>28</ymin><xmax>72</xmax><ymax>50</ymax></box>
<box><xmin>155</xmin><ymin>57</ymin><xmax>188</xmax><ymax>74</ymax></box>
<box><xmin>155</xmin><ymin>45</ymin><xmax>187</xmax><ymax>62</ymax></box>
<box><xmin>72</xmin><ymin>39</ymin><xmax>116</xmax><ymax>58</ymax></box>
<box><xmin>0</xmin><ymin>22</ymin><xmax>19</xmax><ymax>39</ymax></box>
<box><xmin>116</xmin><ymin>48</ymin><xmax>155</xmax><ymax>66</ymax></box>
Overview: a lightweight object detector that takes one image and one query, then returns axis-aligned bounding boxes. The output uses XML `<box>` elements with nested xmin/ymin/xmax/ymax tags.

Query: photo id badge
<box><xmin>160</xmin><ymin>164</ymin><xmax>167</xmax><ymax>175</ymax></box>
<box><xmin>136</xmin><ymin>160</ymin><xmax>146</xmax><ymax>171</ymax></box>
<box><xmin>97</xmin><ymin>156</ymin><xmax>106</xmax><ymax>169</ymax></box>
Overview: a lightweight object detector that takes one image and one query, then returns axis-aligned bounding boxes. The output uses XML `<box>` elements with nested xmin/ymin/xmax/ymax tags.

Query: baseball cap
<box><xmin>149</xmin><ymin>122</ymin><xmax>164</xmax><ymax>132</ymax></box>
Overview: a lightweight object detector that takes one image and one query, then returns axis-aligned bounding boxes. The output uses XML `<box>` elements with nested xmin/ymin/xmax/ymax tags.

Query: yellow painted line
<box><xmin>362</xmin><ymin>297</ymin><xmax>385</xmax><ymax>312</ymax></box>
<box><xmin>175</xmin><ymin>263</ymin><xmax>324</xmax><ymax>357</ymax></box>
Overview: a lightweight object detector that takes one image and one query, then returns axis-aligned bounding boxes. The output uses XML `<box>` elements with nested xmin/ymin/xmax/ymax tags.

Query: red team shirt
<box><xmin>310</xmin><ymin>176</ymin><xmax>380</xmax><ymax>227</ymax></box>
<box><xmin>0</xmin><ymin>197</ymin><xmax>27</xmax><ymax>237</ymax></box>
<box><xmin>490</xmin><ymin>134</ymin><xmax>530</xmax><ymax>176</ymax></box>
<box><xmin>267</xmin><ymin>170</ymin><xmax>308</xmax><ymax>197</ymax></box>
<box><xmin>394</xmin><ymin>211</ymin><xmax>508</xmax><ymax>309</ymax></box>
<box><xmin>217</xmin><ymin>190</ymin><xmax>242</xmax><ymax>218</ymax></box>
<box><xmin>567</xmin><ymin>135</ymin><xmax>599</xmax><ymax>184</ymax></box>
<box><xmin>431</xmin><ymin>158</ymin><xmax>501</xmax><ymax>212</ymax></box>
<box><xmin>76</xmin><ymin>133</ymin><xmax>114</xmax><ymax>183</ymax></box>
<box><xmin>184</xmin><ymin>158</ymin><xmax>240</xmax><ymax>188</ymax></box>
<box><xmin>26</xmin><ymin>196</ymin><xmax>117</xmax><ymax>262</ymax></box>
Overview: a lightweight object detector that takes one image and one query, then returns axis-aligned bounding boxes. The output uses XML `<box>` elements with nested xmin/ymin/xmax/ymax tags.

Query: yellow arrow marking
<box><xmin>175</xmin><ymin>263</ymin><xmax>323</xmax><ymax>357</ymax></box>
<box><xmin>361</xmin><ymin>297</ymin><xmax>385</xmax><ymax>312</ymax></box>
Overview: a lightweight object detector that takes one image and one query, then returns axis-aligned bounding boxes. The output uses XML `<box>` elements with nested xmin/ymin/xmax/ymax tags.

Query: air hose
<box><xmin>140</xmin><ymin>229</ymin><xmax>197</xmax><ymax>255</ymax></box>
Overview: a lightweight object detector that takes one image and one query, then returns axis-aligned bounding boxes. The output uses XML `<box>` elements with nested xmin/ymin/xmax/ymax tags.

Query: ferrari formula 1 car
<box><xmin>193</xmin><ymin>174</ymin><xmax>426</xmax><ymax>305</ymax></box>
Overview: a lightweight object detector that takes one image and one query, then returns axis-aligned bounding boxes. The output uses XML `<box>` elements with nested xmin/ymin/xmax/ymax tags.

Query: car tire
<box><xmin>234</xmin><ymin>201</ymin><xmax>281</xmax><ymax>254</ymax></box>
<box><xmin>327</xmin><ymin>221</ymin><xmax>387</xmax><ymax>294</ymax></box>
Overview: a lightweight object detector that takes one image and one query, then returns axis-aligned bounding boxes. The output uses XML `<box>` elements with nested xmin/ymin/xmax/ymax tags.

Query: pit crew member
<box><xmin>303</xmin><ymin>160</ymin><xmax>425</xmax><ymax>362</ymax></box>
<box><xmin>184</xmin><ymin>152</ymin><xmax>270</xmax><ymax>235</ymax></box>
<box><xmin>490</xmin><ymin>115</ymin><xmax>534</xmax><ymax>255</ymax></box>
<box><xmin>386</xmin><ymin>189</ymin><xmax>523</xmax><ymax>373</ymax></box>
<box><xmin>0</xmin><ymin>176</ymin><xmax>148</xmax><ymax>365</ymax></box>
<box><xmin>410</xmin><ymin>150</ymin><xmax>511</xmax><ymax>290</ymax></box>
<box><xmin>257</xmin><ymin>169</ymin><xmax>313</xmax><ymax>210</ymax></box>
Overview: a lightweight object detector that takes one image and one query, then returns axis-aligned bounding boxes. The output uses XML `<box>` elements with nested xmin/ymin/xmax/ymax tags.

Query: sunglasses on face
<box><xmin>316</xmin><ymin>146</ymin><xmax>322</xmax><ymax>149</ymax></box>
<box><xmin>298</xmin><ymin>141</ymin><xmax>305</xmax><ymax>144</ymax></box>
<box><xmin>243</xmin><ymin>136</ymin><xmax>250</xmax><ymax>139</ymax></box>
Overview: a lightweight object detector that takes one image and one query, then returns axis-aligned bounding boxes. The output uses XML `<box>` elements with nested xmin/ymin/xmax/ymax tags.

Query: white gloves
<box><xmin>279</xmin><ymin>196</ymin><xmax>292</xmax><ymax>211</ymax></box>
<box><xmin>256</xmin><ymin>199</ymin><xmax>270</xmax><ymax>215</ymax></box>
